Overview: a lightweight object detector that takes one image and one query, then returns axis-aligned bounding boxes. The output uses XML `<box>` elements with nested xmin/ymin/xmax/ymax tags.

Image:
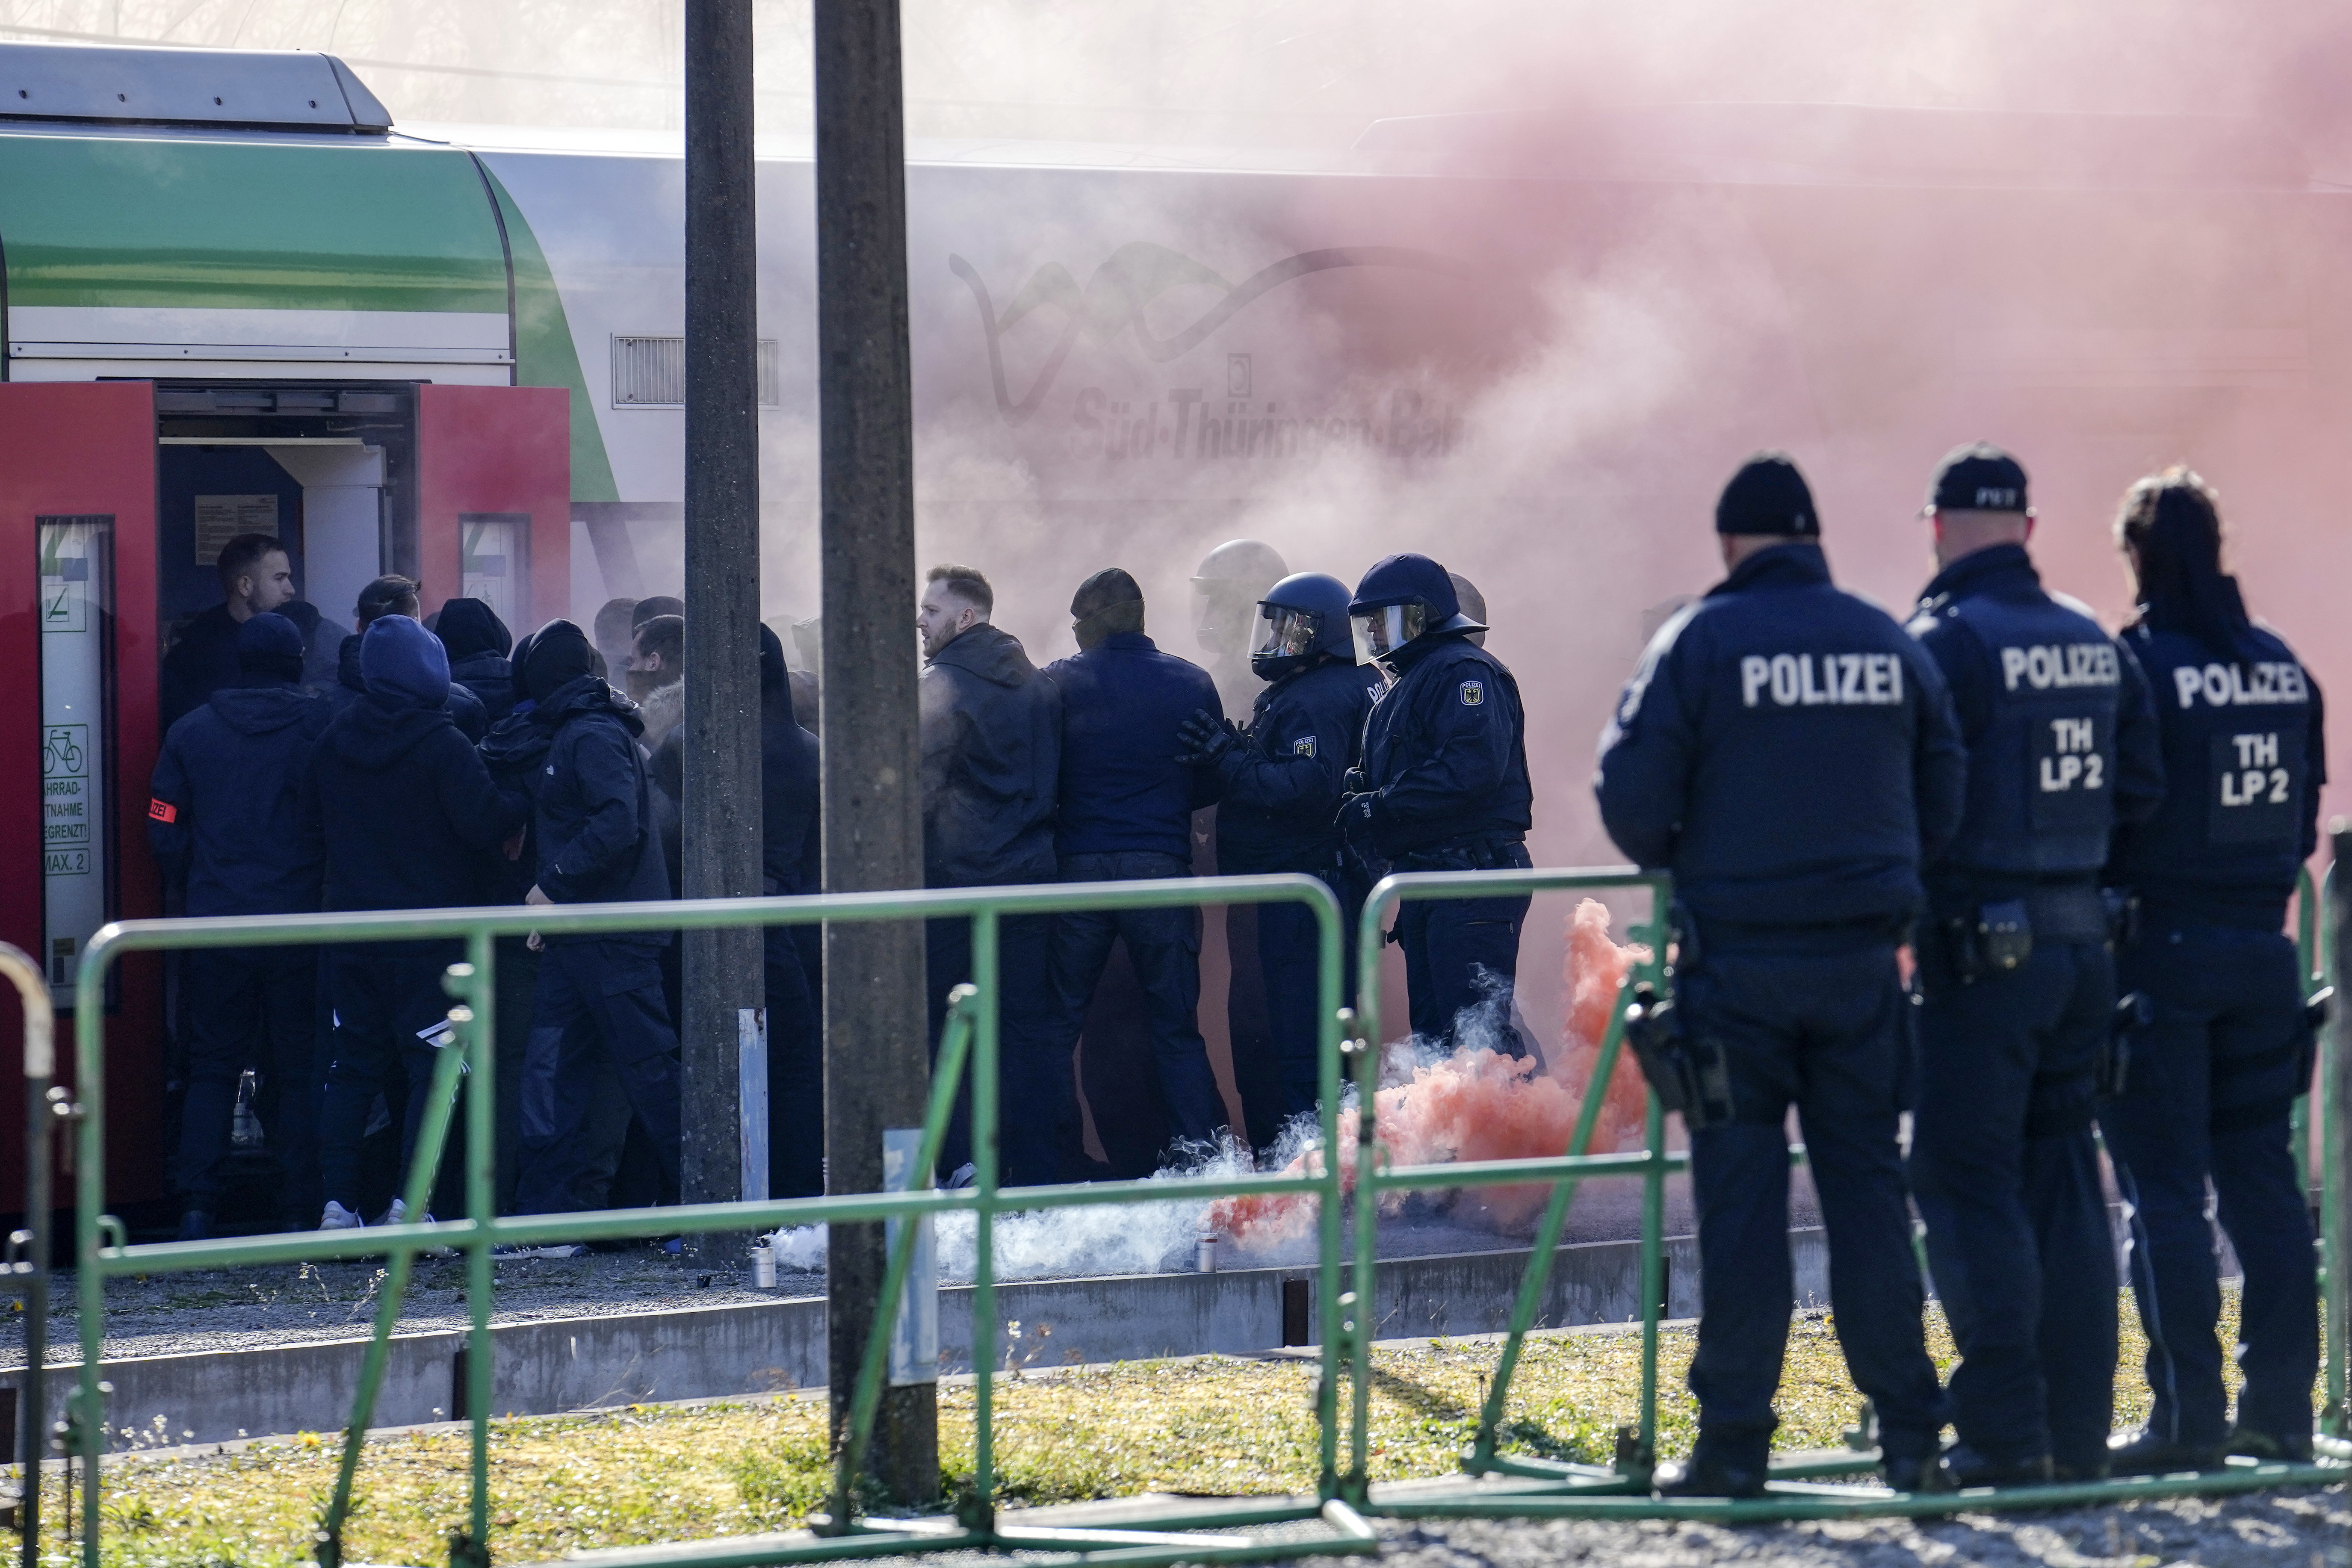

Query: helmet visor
<box><xmin>1350</xmin><ymin>602</ymin><xmax>1428</xmax><ymax>665</ymax></box>
<box><xmin>1253</xmin><ymin>604</ymin><xmax>1323</xmax><ymax>662</ymax></box>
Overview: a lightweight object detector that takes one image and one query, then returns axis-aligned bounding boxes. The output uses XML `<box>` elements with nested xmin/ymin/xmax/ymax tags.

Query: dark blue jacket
<box><xmin>2107</xmin><ymin>610</ymin><xmax>2325</xmax><ymax>928</ymax></box>
<box><xmin>1214</xmin><ymin>656</ymin><xmax>1380</xmax><ymax>875</ymax></box>
<box><xmin>329</xmin><ymin>630</ymin><xmax>488</xmax><ymax>743</ymax></box>
<box><xmin>1908</xmin><ymin>544</ymin><xmax>2165</xmax><ymax>901</ymax></box>
<box><xmin>478</xmin><ymin>700</ymin><xmax>551</xmax><ymax>906</ymax></box>
<box><xmin>651</xmin><ymin>685</ymin><xmax>821</xmax><ymax>899</ymax></box>
<box><xmin>308</xmin><ymin>695</ymin><xmax>526</xmax><ymax>913</ymax></box>
<box><xmin>1359</xmin><ymin>635</ymin><xmax>1532</xmax><ymax>859</ymax></box>
<box><xmin>434</xmin><ymin>598</ymin><xmax>516</xmax><ymax>725</ymax></box>
<box><xmin>1595</xmin><ymin>542</ymin><xmax>1966</xmax><ymax>929</ymax></box>
<box><xmin>920</xmin><ymin>624</ymin><xmax>1060</xmax><ymax>886</ymax></box>
<box><xmin>532</xmin><ymin>674</ymin><xmax>672</xmax><ymax>944</ymax></box>
<box><xmin>159</xmin><ymin>604</ymin><xmax>243</xmax><ymax>735</ymax></box>
<box><xmin>1043</xmin><ymin>632</ymin><xmax>1220</xmax><ymax>863</ymax></box>
<box><xmin>148</xmin><ymin>682</ymin><xmax>332</xmax><ymax>916</ymax></box>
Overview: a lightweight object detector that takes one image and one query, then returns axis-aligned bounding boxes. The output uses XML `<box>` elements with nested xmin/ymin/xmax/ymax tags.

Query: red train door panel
<box><xmin>0</xmin><ymin>381</ymin><xmax>165</xmax><ymax>1211</ymax></box>
<box><xmin>416</xmin><ymin>385</ymin><xmax>571</xmax><ymax>631</ymax></box>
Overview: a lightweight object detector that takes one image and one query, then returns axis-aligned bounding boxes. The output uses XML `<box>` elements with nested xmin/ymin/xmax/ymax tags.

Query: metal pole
<box><xmin>2326</xmin><ymin>831</ymin><xmax>2349</xmax><ymax>1435</ymax></box>
<box><xmin>816</xmin><ymin>0</ymin><xmax>933</xmax><ymax>1502</ymax></box>
<box><xmin>681</xmin><ymin>0</ymin><xmax>765</xmax><ymax>1248</ymax></box>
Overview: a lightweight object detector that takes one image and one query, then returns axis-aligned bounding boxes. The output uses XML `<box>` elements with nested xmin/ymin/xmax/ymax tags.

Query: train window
<box><xmin>38</xmin><ymin>514</ymin><xmax>115</xmax><ymax>1007</ymax></box>
<box><xmin>459</xmin><ymin>511</ymin><xmax>530</xmax><ymax>629</ymax></box>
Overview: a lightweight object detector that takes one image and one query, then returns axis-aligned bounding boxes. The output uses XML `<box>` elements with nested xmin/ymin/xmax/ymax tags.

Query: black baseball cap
<box><xmin>1927</xmin><ymin>442</ymin><xmax>2029</xmax><ymax>514</ymax></box>
<box><xmin>1715</xmin><ymin>452</ymin><xmax>1819</xmax><ymax>537</ymax></box>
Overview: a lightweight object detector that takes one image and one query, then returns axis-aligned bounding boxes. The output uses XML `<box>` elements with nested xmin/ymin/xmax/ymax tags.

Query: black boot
<box><xmin>1938</xmin><ymin>1444</ymin><xmax>2053</xmax><ymax>1489</ymax></box>
<box><xmin>176</xmin><ymin>1209</ymin><xmax>212</xmax><ymax>1242</ymax></box>
<box><xmin>1879</xmin><ymin>1451</ymin><xmax>1947</xmax><ymax>1494</ymax></box>
<box><xmin>2106</xmin><ymin>1426</ymin><xmax>2222</xmax><ymax>1475</ymax></box>
<box><xmin>1654</xmin><ymin>1453</ymin><xmax>1767</xmax><ymax>1500</ymax></box>
<box><xmin>2224</xmin><ymin>1423</ymin><xmax>2312</xmax><ymax>1463</ymax></box>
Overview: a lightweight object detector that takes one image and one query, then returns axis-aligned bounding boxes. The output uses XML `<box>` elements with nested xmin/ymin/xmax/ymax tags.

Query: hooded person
<box><xmin>1040</xmin><ymin>566</ymin><xmax>1232</xmax><ymax>1170</ymax></box>
<box><xmin>306</xmin><ymin>613</ymin><xmax>529</xmax><ymax>1231</ymax></box>
<box><xmin>327</xmin><ymin>574</ymin><xmax>488</xmax><ymax>741</ymax></box>
<box><xmin>912</xmin><ymin>564</ymin><xmax>1064</xmax><ymax>1185</ymax></box>
<box><xmin>433</xmin><ymin>596</ymin><xmax>517</xmax><ymax>725</ymax></box>
<box><xmin>650</xmin><ymin>623</ymin><xmax>825</xmax><ymax>1197</ymax></box>
<box><xmin>148</xmin><ymin>611</ymin><xmax>334</xmax><ymax>1238</ymax></box>
<box><xmin>506</xmin><ymin>619</ymin><xmax>686</xmax><ymax>1222</ymax></box>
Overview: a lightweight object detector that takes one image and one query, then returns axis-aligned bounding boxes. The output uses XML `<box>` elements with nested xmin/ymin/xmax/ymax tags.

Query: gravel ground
<box><xmin>1357</xmin><ymin>1488</ymin><xmax>2351</xmax><ymax>1568</ymax></box>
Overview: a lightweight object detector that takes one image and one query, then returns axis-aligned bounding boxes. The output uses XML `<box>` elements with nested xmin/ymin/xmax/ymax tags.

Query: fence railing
<box><xmin>16</xmin><ymin>860</ymin><xmax>2349</xmax><ymax>1562</ymax></box>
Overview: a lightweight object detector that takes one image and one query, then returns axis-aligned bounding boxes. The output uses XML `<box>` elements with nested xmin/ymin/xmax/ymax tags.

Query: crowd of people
<box><xmin>150</xmin><ymin>435</ymin><xmax>2326</xmax><ymax>1489</ymax></box>
<box><xmin>148</xmin><ymin>535</ymin><xmax>1532</xmax><ymax>1249</ymax></box>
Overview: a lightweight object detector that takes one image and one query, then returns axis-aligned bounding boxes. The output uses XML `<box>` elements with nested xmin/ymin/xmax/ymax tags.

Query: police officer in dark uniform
<box><xmin>1338</xmin><ymin>553</ymin><xmax>1533</xmax><ymax>1057</ymax></box>
<box><xmin>1596</xmin><ymin>453</ymin><xmax>1965</xmax><ymax>1497</ymax></box>
<box><xmin>1177</xmin><ymin>572</ymin><xmax>1379</xmax><ymax>1147</ymax></box>
<box><xmin>1902</xmin><ymin>444</ymin><xmax>2166</xmax><ymax>1485</ymax></box>
<box><xmin>2100</xmin><ymin>467</ymin><xmax>2327</xmax><ymax>1470</ymax></box>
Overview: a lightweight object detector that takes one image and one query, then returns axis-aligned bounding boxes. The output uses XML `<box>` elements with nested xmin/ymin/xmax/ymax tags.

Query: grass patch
<box><xmin>56</xmin><ymin>1293</ymin><xmax>2247</xmax><ymax>1567</ymax></box>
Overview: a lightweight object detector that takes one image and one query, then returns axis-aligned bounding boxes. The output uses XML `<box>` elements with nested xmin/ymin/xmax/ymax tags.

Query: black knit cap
<box><xmin>1927</xmin><ymin>442</ymin><xmax>2029</xmax><ymax>514</ymax></box>
<box><xmin>523</xmin><ymin>619</ymin><xmax>597</xmax><ymax>703</ymax></box>
<box><xmin>1715</xmin><ymin>451</ymin><xmax>1819</xmax><ymax>537</ymax></box>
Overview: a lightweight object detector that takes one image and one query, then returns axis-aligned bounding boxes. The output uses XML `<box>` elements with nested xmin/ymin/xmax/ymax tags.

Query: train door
<box><xmin>416</xmin><ymin>385</ymin><xmax>571</xmax><ymax>628</ymax></box>
<box><xmin>0</xmin><ymin>381</ymin><xmax>165</xmax><ymax>1211</ymax></box>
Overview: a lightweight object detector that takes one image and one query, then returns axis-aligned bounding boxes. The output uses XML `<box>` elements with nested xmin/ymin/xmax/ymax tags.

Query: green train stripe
<box><xmin>480</xmin><ymin>162</ymin><xmax>617</xmax><ymax>504</ymax></box>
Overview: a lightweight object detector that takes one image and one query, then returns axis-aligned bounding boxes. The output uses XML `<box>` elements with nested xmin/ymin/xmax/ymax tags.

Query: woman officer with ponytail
<box><xmin>2101</xmin><ymin>467</ymin><xmax>2327</xmax><ymax>1472</ymax></box>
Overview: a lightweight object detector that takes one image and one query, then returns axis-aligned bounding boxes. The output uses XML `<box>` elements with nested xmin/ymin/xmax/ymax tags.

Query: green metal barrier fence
<box><xmin>1353</xmin><ymin>865</ymin><xmax>2349</xmax><ymax>1523</ymax></box>
<box><xmin>23</xmin><ymin>862</ymin><xmax>2351</xmax><ymax>1562</ymax></box>
<box><xmin>51</xmin><ymin>876</ymin><xmax>1373</xmax><ymax>1568</ymax></box>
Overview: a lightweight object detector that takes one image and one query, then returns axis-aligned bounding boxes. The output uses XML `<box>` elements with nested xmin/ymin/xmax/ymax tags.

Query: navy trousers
<box><xmin>1397</xmin><ymin>841</ymin><xmax>1532</xmax><ymax>1056</ymax></box>
<box><xmin>1049</xmin><ymin>850</ymin><xmax>1227</xmax><ymax>1160</ymax></box>
<box><xmin>926</xmin><ymin>910</ymin><xmax>1066</xmax><ymax>1187</ymax></box>
<box><xmin>512</xmin><ymin>939</ymin><xmax>683</xmax><ymax>1214</ymax></box>
<box><xmin>177</xmin><ymin>945</ymin><xmax>321</xmax><ymax>1224</ymax></box>
<box><xmin>319</xmin><ymin>944</ymin><xmax>460</xmax><ymax>1214</ymax></box>
<box><xmin>1679</xmin><ymin>936</ymin><xmax>1946</xmax><ymax>1468</ymax></box>
<box><xmin>2101</xmin><ymin>919</ymin><xmax>2317</xmax><ymax>1446</ymax></box>
<box><xmin>1910</xmin><ymin>933</ymin><xmax>2117</xmax><ymax>1472</ymax></box>
<box><xmin>765</xmin><ymin>927</ymin><xmax>824</xmax><ymax>1199</ymax></box>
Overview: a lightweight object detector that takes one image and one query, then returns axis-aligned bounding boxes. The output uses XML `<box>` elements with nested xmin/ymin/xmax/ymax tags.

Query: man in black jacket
<box><xmin>160</xmin><ymin>533</ymin><xmax>299</xmax><ymax>731</ymax></box>
<box><xmin>326</xmin><ymin>575</ymin><xmax>487</xmax><ymax>741</ymax></box>
<box><xmin>650</xmin><ymin>624</ymin><xmax>824</xmax><ymax>1197</ymax></box>
<box><xmin>149</xmin><ymin>612</ymin><xmax>333</xmax><ymax>1238</ymax></box>
<box><xmin>433</xmin><ymin>597</ymin><xmax>517</xmax><ymax>725</ymax></box>
<box><xmin>510</xmin><ymin>622</ymin><xmax>685</xmax><ymax>1217</ymax></box>
<box><xmin>309</xmin><ymin>615</ymin><xmax>526</xmax><ymax>1229</ymax></box>
<box><xmin>917</xmin><ymin>564</ymin><xmax>1064</xmax><ymax>1185</ymax></box>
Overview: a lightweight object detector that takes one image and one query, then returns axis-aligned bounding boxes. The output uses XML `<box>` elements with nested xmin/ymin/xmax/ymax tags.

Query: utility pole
<box><xmin>816</xmin><ymin>0</ymin><xmax>934</xmax><ymax>1501</ymax></box>
<box><xmin>680</xmin><ymin>0</ymin><xmax>764</xmax><ymax>1247</ymax></box>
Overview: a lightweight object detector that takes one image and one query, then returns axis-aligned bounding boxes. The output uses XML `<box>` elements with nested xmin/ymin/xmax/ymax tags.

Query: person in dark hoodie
<box><xmin>328</xmin><ymin>575</ymin><xmax>488</xmax><ymax>741</ymax></box>
<box><xmin>148</xmin><ymin>612</ymin><xmax>333</xmax><ymax>1239</ymax></box>
<box><xmin>650</xmin><ymin>623</ymin><xmax>824</xmax><ymax>1196</ymax></box>
<box><xmin>508</xmin><ymin>621</ymin><xmax>685</xmax><ymax>1217</ymax></box>
<box><xmin>160</xmin><ymin>533</ymin><xmax>299</xmax><ymax>731</ymax></box>
<box><xmin>915</xmin><ymin>564</ymin><xmax>1063</xmax><ymax>1184</ymax></box>
<box><xmin>433</xmin><ymin>597</ymin><xmax>517</xmax><ymax>725</ymax></box>
<box><xmin>1040</xmin><ymin>567</ymin><xmax>1228</xmax><ymax>1167</ymax></box>
<box><xmin>309</xmin><ymin>615</ymin><xmax>527</xmax><ymax>1229</ymax></box>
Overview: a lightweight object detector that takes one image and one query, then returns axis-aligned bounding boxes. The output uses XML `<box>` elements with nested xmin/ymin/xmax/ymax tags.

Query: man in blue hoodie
<box><xmin>309</xmin><ymin>615</ymin><xmax>527</xmax><ymax>1229</ymax></box>
<box><xmin>509</xmin><ymin>621</ymin><xmax>684</xmax><ymax>1218</ymax></box>
<box><xmin>149</xmin><ymin>612</ymin><xmax>333</xmax><ymax>1239</ymax></box>
<box><xmin>1042</xmin><ymin>568</ymin><xmax>1228</xmax><ymax>1166</ymax></box>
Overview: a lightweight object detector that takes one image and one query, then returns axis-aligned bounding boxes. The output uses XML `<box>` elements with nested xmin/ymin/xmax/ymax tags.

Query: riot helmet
<box><xmin>1250</xmin><ymin>571</ymin><xmax>1353</xmax><ymax>681</ymax></box>
<box><xmin>1190</xmin><ymin>538</ymin><xmax>1288</xmax><ymax>659</ymax></box>
<box><xmin>1347</xmin><ymin>552</ymin><xmax>1484</xmax><ymax>667</ymax></box>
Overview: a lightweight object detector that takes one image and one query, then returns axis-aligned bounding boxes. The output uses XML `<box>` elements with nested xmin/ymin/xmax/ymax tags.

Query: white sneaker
<box><xmin>320</xmin><ymin>1201</ymin><xmax>364</xmax><ymax>1231</ymax></box>
<box><xmin>373</xmin><ymin>1197</ymin><xmax>408</xmax><ymax>1228</ymax></box>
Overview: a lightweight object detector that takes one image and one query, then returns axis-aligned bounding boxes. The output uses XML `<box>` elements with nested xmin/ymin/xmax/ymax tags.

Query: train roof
<box><xmin>0</xmin><ymin>39</ymin><xmax>389</xmax><ymax>134</ymax></box>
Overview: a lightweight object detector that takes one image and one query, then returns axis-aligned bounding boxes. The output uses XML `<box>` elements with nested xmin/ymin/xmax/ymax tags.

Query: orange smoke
<box><xmin>1208</xmin><ymin>898</ymin><xmax>1652</xmax><ymax>1247</ymax></box>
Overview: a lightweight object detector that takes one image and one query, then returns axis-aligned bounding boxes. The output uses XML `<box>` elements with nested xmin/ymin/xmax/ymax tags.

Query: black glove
<box><xmin>1174</xmin><ymin>709</ymin><xmax>1238</xmax><ymax>766</ymax></box>
<box><xmin>1335</xmin><ymin>791</ymin><xmax>1380</xmax><ymax>850</ymax></box>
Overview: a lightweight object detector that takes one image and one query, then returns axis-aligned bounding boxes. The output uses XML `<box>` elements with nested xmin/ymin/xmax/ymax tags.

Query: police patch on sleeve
<box><xmin>1293</xmin><ymin>736</ymin><xmax>1317</xmax><ymax>757</ymax></box>
<box><xmin>1459</xmin><ymin>679</ymin><xmax>1484</xmax><ymax>707</ymax></box>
